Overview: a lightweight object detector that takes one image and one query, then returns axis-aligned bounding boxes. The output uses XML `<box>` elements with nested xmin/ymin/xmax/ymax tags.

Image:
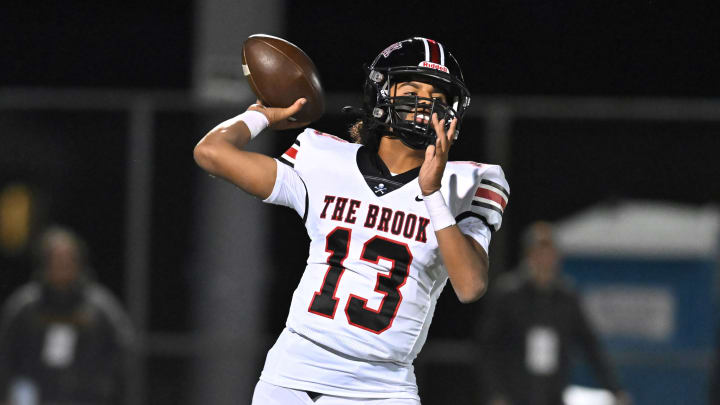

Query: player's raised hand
<box><xmin>248</xmin><ymin>98</ymin><xmax>311</xmax><ymax>130</ymax></box>
<box><xmin>419</xmin><ymin>113</ymin><xmax>457</xmax><ymax>195</ymax></box>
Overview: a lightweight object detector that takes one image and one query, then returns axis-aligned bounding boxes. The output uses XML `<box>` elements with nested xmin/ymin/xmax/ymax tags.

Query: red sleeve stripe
<box><xmin>281</xmin><ymin>146</ymin><xmax>298</xmax><ymax>166</ymax></box>
<box><xmin>285</xmin><ymin>147</ymin><xmax>298</xmax><ymax>159</ymax></box>
<box><xmin>480</xmin><ymin>179</ymin><xmax>509</xmax><ymax>197</ymax></box>
<box><xmin>474</xmin><ymin>187</ymin><xmax>508</xmax><ymax>209</ymax></box>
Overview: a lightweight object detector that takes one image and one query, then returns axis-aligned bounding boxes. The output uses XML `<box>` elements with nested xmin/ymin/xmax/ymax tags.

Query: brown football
<box><xmin>242</xmin><ymin>34</ymin><xmax>325</xmax><ymax>123</ymax></box>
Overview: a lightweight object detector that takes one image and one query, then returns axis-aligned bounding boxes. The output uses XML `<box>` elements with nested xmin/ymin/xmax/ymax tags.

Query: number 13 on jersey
<box><xmin>308</xmin><ymin>227</ymin><xmax>412</xmax><ymax>334</ymax></box>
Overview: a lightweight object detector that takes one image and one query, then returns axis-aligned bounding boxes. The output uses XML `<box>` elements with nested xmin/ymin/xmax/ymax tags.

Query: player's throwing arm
<box><xmin>194</xmin><ymin>35</ymin><xmax>325</xmax><ymax>199</ymax></box>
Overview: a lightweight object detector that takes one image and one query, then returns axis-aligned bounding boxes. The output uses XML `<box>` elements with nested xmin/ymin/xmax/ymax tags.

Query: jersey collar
<box><xmin>356</xmin><ymin>146</ymin><xmax>420</xmax><ymax>196</ymax></box>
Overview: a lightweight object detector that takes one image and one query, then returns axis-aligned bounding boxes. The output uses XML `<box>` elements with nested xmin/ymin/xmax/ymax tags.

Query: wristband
<box><xmin>237</xmin><ymin>110</ymin><xmax>269</xmax><ymax>139</ymax></box>
<box><xmin>423</xmin><ymin>190</ymin><xmax>456</xmax><ymax>231</ymax></box>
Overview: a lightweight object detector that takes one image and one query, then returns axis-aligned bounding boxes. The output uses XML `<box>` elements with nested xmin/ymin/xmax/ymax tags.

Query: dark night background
<box><xmin>1</xmin><ymin>1</ymin><xmax>720</xmax><ymax>404</ymax></box>
<box><xmin>4</xmin><ymin>2</ymin><xmax>720</xmax><ymax>95</ymax></box>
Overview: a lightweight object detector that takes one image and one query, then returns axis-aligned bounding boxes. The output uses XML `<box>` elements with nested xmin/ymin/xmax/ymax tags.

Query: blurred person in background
<box><xmin>0</xmin><ymin>226</ymin><xmax>134</xmax><ymax>405</ymax></box>
<box><xmin>477</xmin><ymin>221</ymin><xmax>630</xmax><ymax>405</ymax></box>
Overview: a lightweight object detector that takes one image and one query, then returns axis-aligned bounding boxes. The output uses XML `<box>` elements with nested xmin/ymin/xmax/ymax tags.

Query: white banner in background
<box><xmin>582</xmin><ymin>285</ymin><xmax>675</xmax><ymax>341</ymax></box>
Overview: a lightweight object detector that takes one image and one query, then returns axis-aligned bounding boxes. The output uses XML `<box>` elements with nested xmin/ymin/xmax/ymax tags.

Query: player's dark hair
<box><xmin>349</xmin><ymin>117</ymin><xmax>384</xmax><ymax>152</ymax></box>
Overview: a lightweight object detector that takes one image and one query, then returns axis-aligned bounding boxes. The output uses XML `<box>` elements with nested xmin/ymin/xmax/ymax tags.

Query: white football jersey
<box><xmin>259</xmin><ymin>128</ymin><xmax>509</xmax><ymax>398</ymax></box>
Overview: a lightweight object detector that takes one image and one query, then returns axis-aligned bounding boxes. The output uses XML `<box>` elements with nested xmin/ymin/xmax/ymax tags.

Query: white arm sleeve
<box><xmin>456</xmin><ymin>164</ymin><xmax>510</xmax><ymax>255</ymax></box>
<box><xmin>458</xmin><ymin>217</ymin><xmax>492</xmax><ymax>254</ymax></box>
<box><xmin>263</xmin><ymin>159</ymin><xmax>308</xmax><ymax>220</ymax></box>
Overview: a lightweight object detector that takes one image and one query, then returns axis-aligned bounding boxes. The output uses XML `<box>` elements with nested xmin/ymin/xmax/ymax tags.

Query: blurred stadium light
<box><xmin>0</xmin><ymin>183</ymin><xmax>33</xmax><ymax>255</ymax></box>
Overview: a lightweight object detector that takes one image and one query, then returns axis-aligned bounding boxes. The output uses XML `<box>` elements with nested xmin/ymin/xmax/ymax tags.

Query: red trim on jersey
<box><xmin>402</xmin><ymin>214</ymin><xmax>417</xmax><ymax>239</ymax></box>
<box><xmin>313</xmin><ymin>130</ymin><xmax>348</xmax><ymax>143</ymax></box>
<box><xmin>308</xmin><ymin>227</ymin><xmax>352</xmax><ymax>319</ymax></box>
<box><xmin>449</xmin><ymin>161</ymin><xmax>485</xmax><ymax>168</ymax></box>
<box><xmin>345</xmin><ymin>199</ymin><xmax>362</xmax><ymax>224</ymax></box>
<box><xmin>284</xmin><ymin>147</ymin><xmax>298</xmax><ymax>159</ymax></box>
<box><xmin>345</xmin><ymin>235</ymin><xmax>411</xmax><ymax>335</ymax></box>
<box><xmin>475</xmin><ymin>188</ymin><xmax>507</xmax><ymax>209</ymax></box>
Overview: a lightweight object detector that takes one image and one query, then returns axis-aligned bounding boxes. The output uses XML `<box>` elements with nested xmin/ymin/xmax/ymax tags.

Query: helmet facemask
<box><xmin>366</xmin><ymin>67</ymin><xmax>468</xmax><ymax>150</ymax></box>
<box><xmin>375</xmin><ymin>79</ymin><xmax>459</xmax><ymax>149</ymax></box>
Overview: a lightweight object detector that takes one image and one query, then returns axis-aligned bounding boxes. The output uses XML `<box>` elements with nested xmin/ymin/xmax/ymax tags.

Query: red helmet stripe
<box><xmin>427</xmin><ymin>39</ymin><xmax>441</xmax><ymax>64</ymax></box>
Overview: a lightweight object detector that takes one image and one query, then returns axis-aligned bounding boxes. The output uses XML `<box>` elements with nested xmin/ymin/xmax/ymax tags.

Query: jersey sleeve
<box><xmin>457</xmin><ymin>165</ymin><xmax>510</xmax><ymax>252</ymax></box>
<box><xmin>262</xmin><ymin>133</ymin><xmax>309</xmax><ymax>222</ymax></box>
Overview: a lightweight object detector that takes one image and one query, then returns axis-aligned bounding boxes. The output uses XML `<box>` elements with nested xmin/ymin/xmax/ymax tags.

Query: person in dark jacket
<box><xmin>0</xmin><ymin>226</ymin><xmax>134</xmax><ymax>405</ymax></box>
<box><xmin>478</xmin><ymin>221</ymin><xmax>630</xmax><ymax>405</ymax></box>
<box><xmin>710</xmin><ymin>328</ymin><xmax>720</xmax><ymax>405</ymax></box>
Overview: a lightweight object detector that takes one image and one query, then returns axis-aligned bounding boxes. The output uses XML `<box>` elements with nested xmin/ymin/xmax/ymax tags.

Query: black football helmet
<box><xmin>363</xmin><ymin>37</ymin><xmax>471</xmax><ymax>149</ymax></box>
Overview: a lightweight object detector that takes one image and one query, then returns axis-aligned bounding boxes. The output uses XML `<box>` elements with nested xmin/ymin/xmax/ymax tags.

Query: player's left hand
<box><xmin>419</xmin><ymin>113</ymin><xmax>457</xmax><ymax>196</ymax></box>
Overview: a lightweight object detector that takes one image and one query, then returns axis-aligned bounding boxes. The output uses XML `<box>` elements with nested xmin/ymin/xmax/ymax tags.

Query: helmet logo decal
<box><xmin>381</xmin><ymin>42</ymin><xmax>402</xmax><ymax>58</ymax></box>
<box><xmin>369</xmin><ymin>70</ymin><xmax>384</xmax><ymax>83</ymax></box>
<box><xmin>419</xmin><ymin>61</ymin><xmax>449</xmax><ymax>74</ymax></box>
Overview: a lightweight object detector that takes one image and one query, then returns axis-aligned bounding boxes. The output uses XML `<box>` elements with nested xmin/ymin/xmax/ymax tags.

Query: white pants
<box><xmin>252</xmin><ymin>380</ymin><xmax>421</xmax><ymax>405</ymax></box>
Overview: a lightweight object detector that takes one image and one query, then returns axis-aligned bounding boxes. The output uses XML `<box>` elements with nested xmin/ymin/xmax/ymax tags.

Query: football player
<box><xmin>194</xmin><ymin>37</ymin><xmax>509</xmax><ymax>405</ymax></box>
